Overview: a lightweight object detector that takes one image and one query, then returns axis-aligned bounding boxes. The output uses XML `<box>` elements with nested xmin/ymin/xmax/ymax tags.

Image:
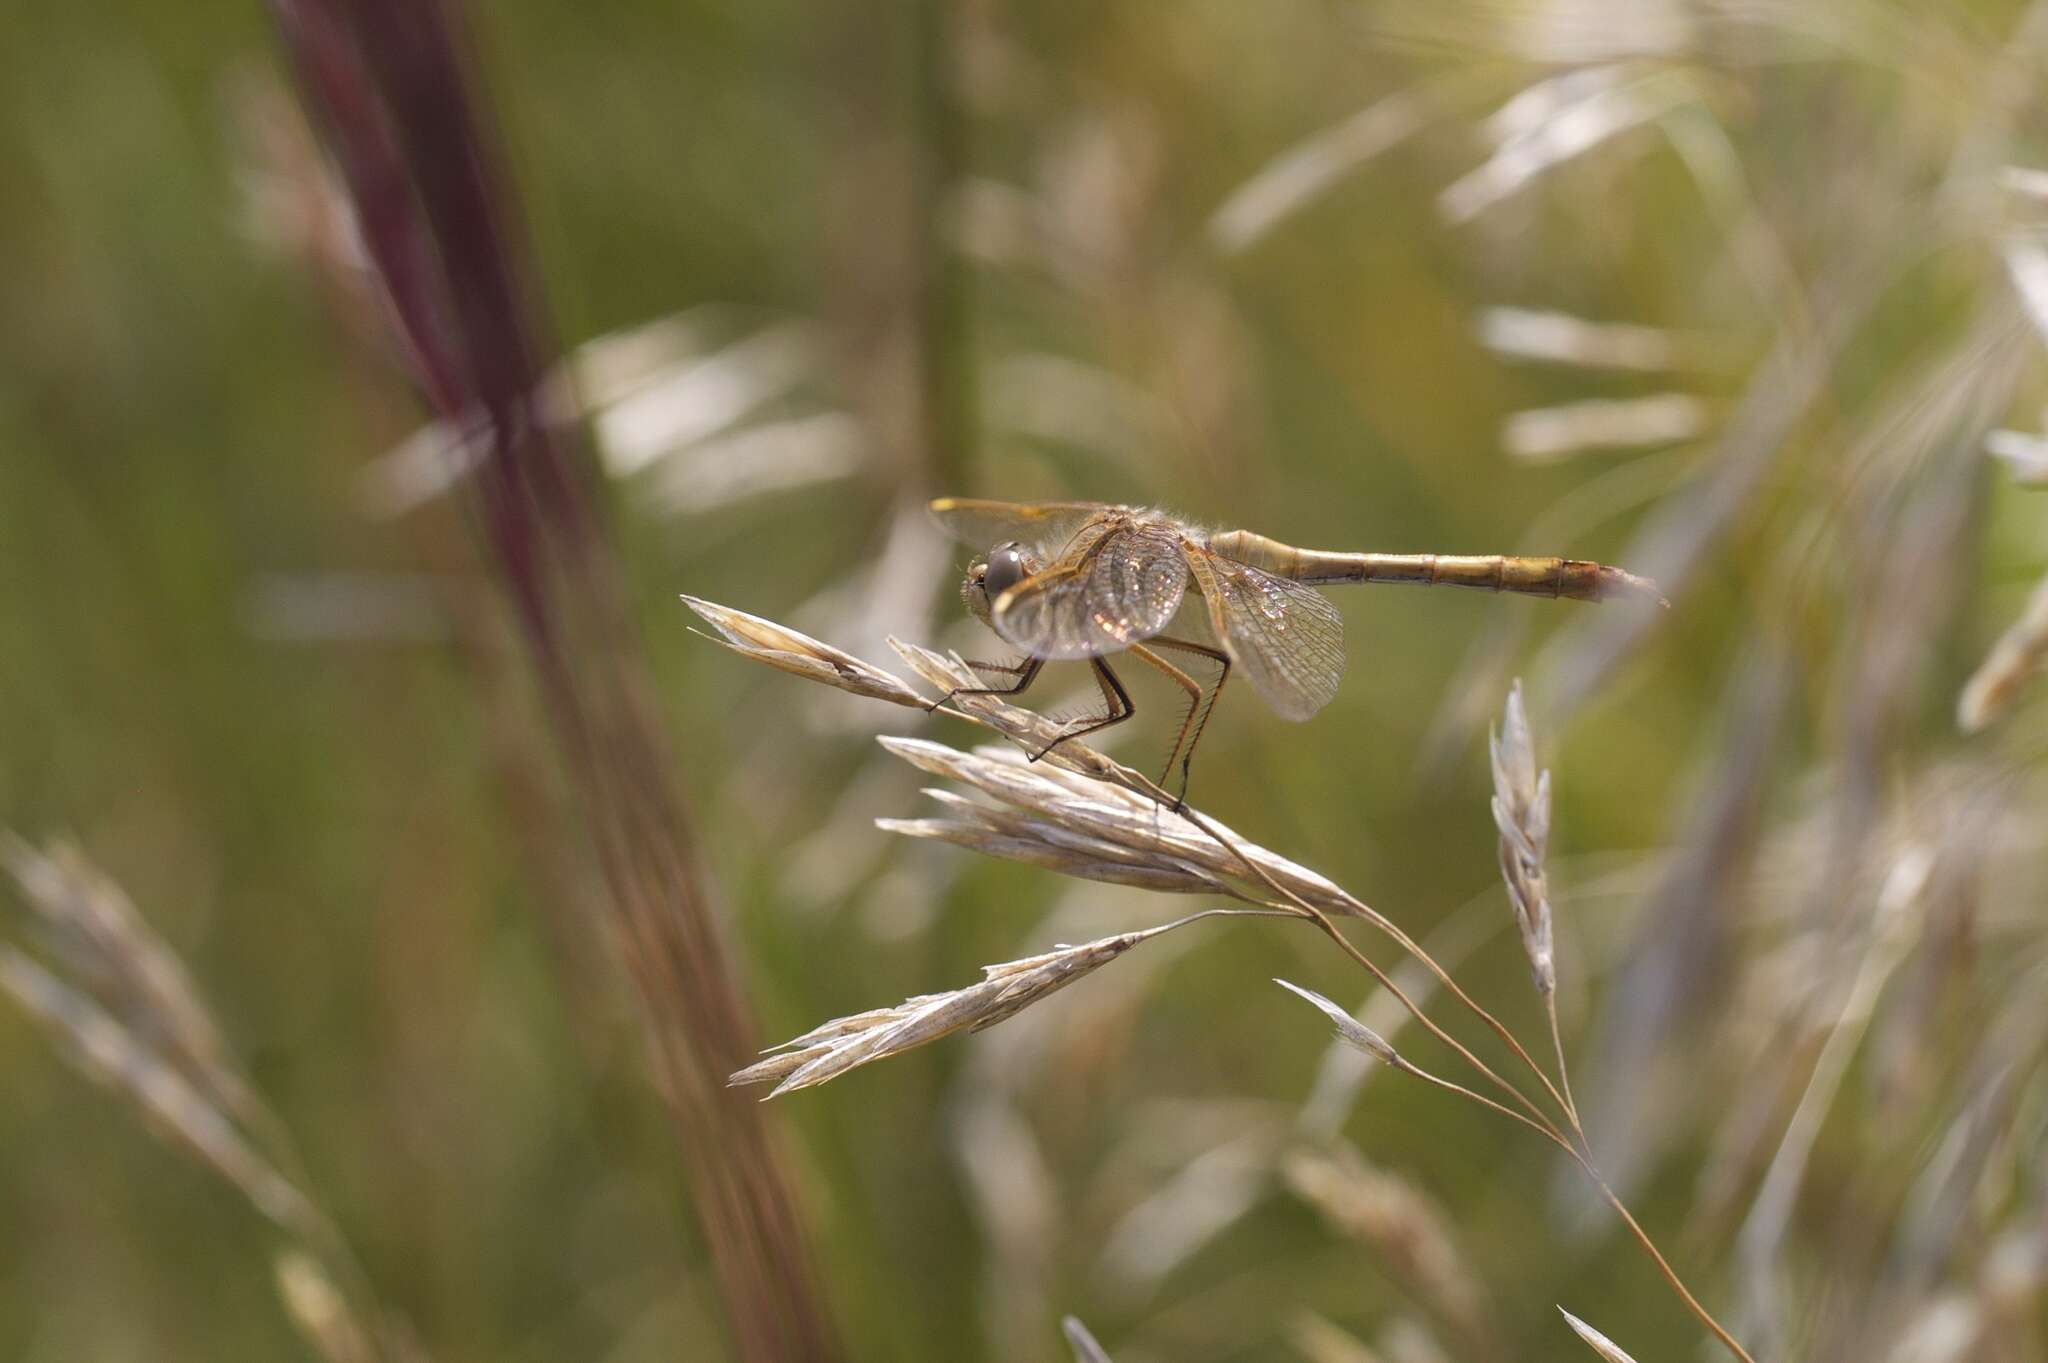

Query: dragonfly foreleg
<box><xmin>927</xmin><ymin>655</ymin><xmax>1044</xmax><ymax>713</ymax></box>
<box><xmin>1028</xmin><ymin>658</ymin><xmax>1134</xmax><ymax>761</ymax></box>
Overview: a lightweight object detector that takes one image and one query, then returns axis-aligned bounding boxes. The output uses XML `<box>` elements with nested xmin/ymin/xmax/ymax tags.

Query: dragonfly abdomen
<box><xmin>1204</xmin><ymin>531</ymin><xmax>1664</xmax><ymax>604</ymax></box>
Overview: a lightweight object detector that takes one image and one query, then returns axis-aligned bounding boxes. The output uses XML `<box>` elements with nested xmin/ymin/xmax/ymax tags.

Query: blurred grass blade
<box><xmin>275</xmin><ymin>1252</ymin><xmax>377</xmax><ymax>1363</ymax></box>
<box><xmin>1210</xmin><ymin>89</ymin><xmax>1426</xmax><ymax>254</ymax></box>
<box><xmin>0</xmin><ymin>946</ymin><xmax>315</xmax><ymax>1234</ymax></box>
<box><xmin>1062</xmin><ymin>1317</ymin><xmax>1116</xmax><ymax>1363</ymax></box>
<box><xmin>1502</xmin><ymin>394</ymin><xmax>1710</xmax><ymax>463</ymax></box>
<box><xmin>1985</xmin><ymin>426</ymin><xmax>2048</xmax><ymax>484</ymax></box>
<box><xmin>1958</xmin><ymin>569</ymin><xmax>2048</xmax><ymax>731</ymax></box>
<box><xmin>1283</xmin><ymin>1144</ymin><xmax>1492</xmax><ymax>1344</ymax></box>
<box><xmin>2</xmin><ymin>837</ymin><xmax>421</xmax><ymax>1362</ymax></box>
<box><xmin>269</xmin><ymin>3</ymin><xmax>841</xmax><ymax>1358</ymax></box>
<box><xmin>1442</xmin><ymin>67</ymin><xmax>1697</xmax><ymax>224</ymax></box>
<box><xmin>1477</xmin><ymin>307</ymin><xmax>1704</xmax><ymax>373</ymax></box>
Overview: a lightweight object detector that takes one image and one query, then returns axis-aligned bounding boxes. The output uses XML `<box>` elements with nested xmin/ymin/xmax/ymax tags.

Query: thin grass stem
<box><xmin>1546</xmin><ymin>996</ymin><xmax>1583</xmax><ymax>1134</ymax></box>
<box><xmin>1244</xmin><ymin>895</ymin><xmax>1563</xmax><ymax>1140</ymax></box>
<box><xmin>1389</xmin><ymin>1057</ymin><xmax>1754</xmax><ymax>1363</ymax></box>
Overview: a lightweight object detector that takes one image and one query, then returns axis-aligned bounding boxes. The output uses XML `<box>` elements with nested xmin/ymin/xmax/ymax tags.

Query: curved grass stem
<box><xmin>1546</xmin><ymin>993</ymin><xmax>1583</xmax><ymax>1134</ymax></box>
<box><xmin>1393</xmin><ymin>1059</ymin><xmax>1756</xmax><ymax>1363</ymax></box>
<box><xmin>1333</xmin><ymin>887</ymin><xmax>1579</xmax><ymax>1131</ymax></box>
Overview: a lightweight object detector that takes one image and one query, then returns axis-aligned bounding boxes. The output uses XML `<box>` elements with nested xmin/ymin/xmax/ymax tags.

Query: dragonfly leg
<box><xmin>1028</xmin><ymin>657</ymin><xmax>1134</xmax><ymax>761</ymax></box>
<box><xmin>1132</xmin><ymin>636</ymin><xmax>1230</xmax><ymax>809</ymax></box>
<box><xmin>927</xmin><ymin>656</ymin><xmax>1043</xmax><ymax>713</ymax></box>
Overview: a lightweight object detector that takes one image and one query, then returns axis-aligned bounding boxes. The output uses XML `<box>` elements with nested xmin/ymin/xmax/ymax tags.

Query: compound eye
<box><xmin>982</xmin><ymin>543</ymin><xmax>1029</xmax><ymax>602</ymax></box>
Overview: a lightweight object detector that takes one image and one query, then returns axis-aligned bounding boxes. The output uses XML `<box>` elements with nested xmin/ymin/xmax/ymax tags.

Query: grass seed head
<box><xmin>681</xmin><ymin>595</ymin><xmax>927</xmax><ymax>708</ymax></box>
<box><xmin>1275</xmin><ymin>979</ymin><xmax>1401</xmax><ymax>1066</ymax></box>
<box><xmin>1489</xmin><ymin>682</ymin><xmax>1556</xmax><ymax>994</ymax></box>
<box><xmin>733</xmin><ymin>928</ymin><xmax>1167</xmax><ymax>1097</ymax></box>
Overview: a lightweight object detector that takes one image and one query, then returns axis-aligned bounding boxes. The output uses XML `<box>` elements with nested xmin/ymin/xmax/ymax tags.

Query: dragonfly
<box><xmin>930</xmin><ymin>497</ymin><xmax>1665</xmax><ymax>803</ymax></box>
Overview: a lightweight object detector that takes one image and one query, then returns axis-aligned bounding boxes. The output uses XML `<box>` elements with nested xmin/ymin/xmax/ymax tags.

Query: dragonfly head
<box><xmin>962</xmin><ymin>541</ymin><xmax>1033</xmax><ymax>626</ymax></box>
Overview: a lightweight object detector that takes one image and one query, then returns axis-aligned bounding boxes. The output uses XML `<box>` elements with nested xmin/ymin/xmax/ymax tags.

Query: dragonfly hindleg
<box><xmin>1131</xmin><ymin>636</ymin><xmax>1230</xmax><ymax>807</ymax></box>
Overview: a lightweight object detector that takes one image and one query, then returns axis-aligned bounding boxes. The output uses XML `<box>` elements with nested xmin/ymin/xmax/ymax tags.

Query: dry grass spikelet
<box><xmin>1559</xmin><ymin>1308</ymin><xmax>1642</xmax><ymax>1363</ymax></box>
<box><xmin>1274</xmin><ymin>979</ymin><xmax>1403</xmax><ymax>1067</ymax></box>
<box><xmin>682</xmin><ymin>595</ymin><xmax>927</xmax><ymax>708</ymax></box>
<box><xmin>733</xmin><ymin>923</ymin><xmax>1187</xmax><ymax>1097</ymax></box>
<box><xmin>875</xmin><ymin>736</ymin><xmax>1364</xmax><ymax>919</ymax></box>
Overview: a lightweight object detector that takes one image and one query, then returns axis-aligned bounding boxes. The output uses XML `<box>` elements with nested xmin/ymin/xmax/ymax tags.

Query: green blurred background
<box><xmin>7</xmin><ymin>1</ymin><xmax>2048</xmax><ymax>1359</ymax></box>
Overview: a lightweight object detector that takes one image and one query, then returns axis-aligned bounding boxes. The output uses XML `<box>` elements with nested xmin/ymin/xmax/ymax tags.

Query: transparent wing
<box><xmin>1187</xmin><ymin>552</ymin><xmax>1344</xmax><ymax>721</ymax></box>
<box><xmin>990</xmin><ymin>525</ymin><xmax>1189</xmax><ymax>660</ymax></box>
<box><xmin>929</xmin><ymin>498</ymin><xmax>1116</xmax><ymax>558</ymax></box>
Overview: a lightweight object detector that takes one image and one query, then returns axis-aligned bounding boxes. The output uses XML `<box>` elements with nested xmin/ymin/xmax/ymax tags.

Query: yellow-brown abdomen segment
<box><xmin>1204</xmin><ymin>530</ymin><xmax>1666</xmax><ymax>605</ymax></box>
